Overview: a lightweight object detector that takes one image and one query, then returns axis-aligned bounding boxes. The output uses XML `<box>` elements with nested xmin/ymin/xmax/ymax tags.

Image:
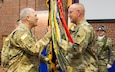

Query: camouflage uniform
<box><xmin>1</xmin><ymin>23</ymin><xmax>51</xmax><ymax>72</ymax></box>
<box><xmin>96</xmin><ymin>36</ymin><xmax>115</xmax><ymax>72</ymax></box>
<box><xmin>61</xmin><ymin>20</ymin><xmax>98</xmax><ymax>72</ymax></box>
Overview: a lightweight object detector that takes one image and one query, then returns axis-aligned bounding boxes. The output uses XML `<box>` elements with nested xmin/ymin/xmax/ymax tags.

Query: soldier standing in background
<box><xmin>1</xmin><ymin>8</ymin><xmax>51</xmax><ymax>72</ymax></box>
<box><xmin>96</xmin><ymin>25</ymin><xmax>115</xmax><ymax>72</ymax></box>
<box><xmin>59</xmin><ymin>3</ymin><xmax>98</xmax><ymax>72</ymax></box>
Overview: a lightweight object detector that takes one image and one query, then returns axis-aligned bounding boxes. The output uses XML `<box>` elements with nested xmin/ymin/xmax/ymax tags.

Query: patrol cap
<box><xmin>97</xmin><ymin>25</ymin><xmax>106</xmax><ymax>32</ymax></box>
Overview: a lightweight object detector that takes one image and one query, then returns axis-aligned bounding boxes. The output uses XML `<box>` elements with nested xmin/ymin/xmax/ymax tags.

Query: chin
<box><xmin>35</xmin><ymin>24</ymin><xmax>38</xmax><ymax>26</ymax></box>
<box><xmin>70</xmin><ymin>19</ymin><xmax>74</xmax><ymax>23</ymax></box>
<box><xmin>70</xmin><ymin>20</ymin><xmax>73</xmax><ymax>23</ymax></box>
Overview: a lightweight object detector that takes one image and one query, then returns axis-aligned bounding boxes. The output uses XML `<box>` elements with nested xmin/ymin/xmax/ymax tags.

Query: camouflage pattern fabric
<box><xmin>60</xmin><ymin>20</ymin><xmax>98</xmax><ymax>72</ymax></box>
<box><xmin>96</xmin><ymin>36</ymin><xmax>115</xmax><ymax>72</ymax></box>
<box><xmin>1</xmin><ymin>23</ymin><xmax>51</xmax><ymax>72</ymax></box>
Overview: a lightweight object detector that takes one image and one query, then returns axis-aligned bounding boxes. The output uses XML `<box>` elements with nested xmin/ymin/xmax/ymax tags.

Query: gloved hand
<box><xmin>107</xmin><ymin>64</ymin><xmax>112</xmax><ymax>69</ymax></box>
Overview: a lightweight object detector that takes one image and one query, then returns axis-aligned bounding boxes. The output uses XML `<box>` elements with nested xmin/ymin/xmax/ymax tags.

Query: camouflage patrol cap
<box><xmin>97</xmin><ymin>25</ymin><xmax>106</xmax><ymax>32</ymax></box>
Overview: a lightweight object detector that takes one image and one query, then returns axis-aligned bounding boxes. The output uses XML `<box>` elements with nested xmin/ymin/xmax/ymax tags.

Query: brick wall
<box><xmin>0</xmin><ymin>0</ymin><xmax>19</xmax><ymax>51</ymax></box>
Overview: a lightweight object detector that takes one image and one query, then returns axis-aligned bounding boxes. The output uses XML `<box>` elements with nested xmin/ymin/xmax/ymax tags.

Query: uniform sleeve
<box><xmin>72</xmin><ymin>27</ymin><xmax>90</xmax><ymax>53</ymax></box>
<box><xmin>40</xmin><ymin>55</ymin><xmax>49</xmax><ymax>63</ymax></box>
<box><xmin>107</xmin><ymin>38</ymin><xmax>115</xmax><ymax>65</ymax></box>
<box><xmin>59</xmin><ymin>27</ymin><xmax>91</xmax><ymax>54</ymax></box>
<box><xmin>13</xmin><ymin>30</ymin><xmax>51</xmax><ymax>55</ymax></box>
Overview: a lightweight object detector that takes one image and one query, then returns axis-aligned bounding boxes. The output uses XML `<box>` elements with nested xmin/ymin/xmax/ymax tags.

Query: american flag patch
<box><xmin>21</xmin><ymin>33</ymin><xmax>27</xmax><ymax>40</ymax></box>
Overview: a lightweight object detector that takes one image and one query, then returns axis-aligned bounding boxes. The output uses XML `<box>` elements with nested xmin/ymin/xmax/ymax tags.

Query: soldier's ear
<box><xmin>77</xmin><ymin>10</ymin><xmax>81</xmax><ymax>17</ymax></box>
<box><xmin>26</xmin><ymin>16</ymin><xmax>30</xmax><ymax>21</ymax></box>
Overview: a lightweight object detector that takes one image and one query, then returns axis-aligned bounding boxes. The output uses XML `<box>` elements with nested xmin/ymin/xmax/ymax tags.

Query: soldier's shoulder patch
<box><xmin>108</xmin><ymin>37</ymin><xmax>112</xmax><ymax>40</ymax></box>
<box><xmin>75</xmin><ymin>29</ymin><xmax>86</xmax><ymax>44</ymax></box>
<box><xmin>107</xmin><ymin>38</ymin><xmax>113</xmax><ymax>43</ymax></box>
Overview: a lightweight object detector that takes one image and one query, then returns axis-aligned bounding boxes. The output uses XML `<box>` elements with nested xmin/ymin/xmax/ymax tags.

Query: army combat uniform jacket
<box><xmin>1</xmin><ymin>24</ymin><xmax>51</xmax><ymax>72</ymax></box>
<box><xmin>96</xmin><ymin>36</ymin><xmax>115</xmax><ymax>72</ymax></box>
<box><xmin>60</xmin><ymin>20</ymin><xmax>98</xmax><ymax>72</ymax></box>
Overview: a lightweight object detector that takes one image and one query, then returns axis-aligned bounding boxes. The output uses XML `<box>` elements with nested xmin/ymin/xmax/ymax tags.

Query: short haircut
<box><xmin>20</xmin><ymin>8</ymin><xmax>34</xmax><ymax>20</ymax></box>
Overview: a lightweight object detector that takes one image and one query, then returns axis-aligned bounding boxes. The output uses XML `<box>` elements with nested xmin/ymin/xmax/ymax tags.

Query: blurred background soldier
<box><xmin>96</xmin><ymin>25</ymin><xmax>115</xmax><ymax>72</ymax></box>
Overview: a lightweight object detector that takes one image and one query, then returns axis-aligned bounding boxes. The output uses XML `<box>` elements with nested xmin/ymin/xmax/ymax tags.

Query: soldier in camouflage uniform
<box><xmin>59</xmin><ymin>3</ymin><xmax>98</xmax><ymax>72</ymax></box>
<box><xmin>96</xmin><ymin>25</ymin><xmax>115</xmax><ymax>72</ymax></box>
<box><xmin>1</xmin><ymin>8</ymin><xmax>51</xmax><ymax>72</ymax></box>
